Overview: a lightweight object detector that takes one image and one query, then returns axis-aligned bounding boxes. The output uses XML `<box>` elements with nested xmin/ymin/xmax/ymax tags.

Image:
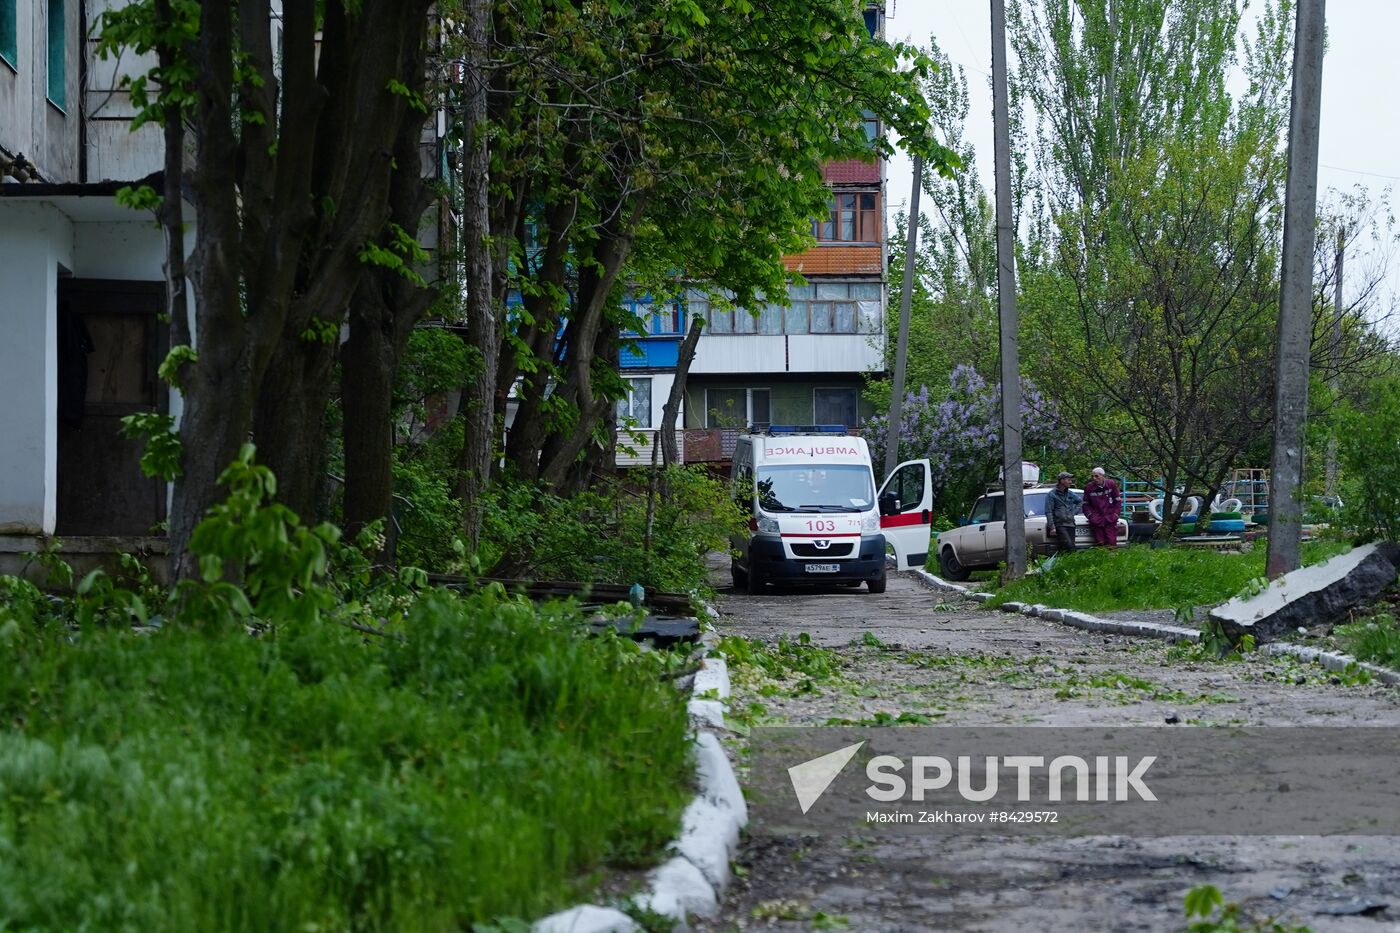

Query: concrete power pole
<box><xmin>1324</xmin><ymin>226</ymin><xmax>1344</xmax><ymax>500</ymax></box>
<box><xmin>884</xmin><ymin>154</ymin><xmax>923</xmax><ymax>482</ymax></box>
<box><xmin>1267</xmin><ymin>0</ymin><xmax>1327</xmax><ymax>579</ymax></box>
<box><xmin>990</xmin><ymin>0</ymin><xmax>1025</xmax><ymax>578</ymax></box>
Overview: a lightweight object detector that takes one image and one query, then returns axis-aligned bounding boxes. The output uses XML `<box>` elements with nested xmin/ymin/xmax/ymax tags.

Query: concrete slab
<box><xmin>1210</xmin><ymin>543</ymin><xmax>1399</xmax><ymax>643</ymax></box>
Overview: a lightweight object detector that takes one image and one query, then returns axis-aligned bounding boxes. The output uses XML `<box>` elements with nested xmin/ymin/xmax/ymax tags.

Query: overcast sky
<box><xmin>883</xmin><ymin>1</ymin><xmax>1400</xmax><ymax>302</ymax></box>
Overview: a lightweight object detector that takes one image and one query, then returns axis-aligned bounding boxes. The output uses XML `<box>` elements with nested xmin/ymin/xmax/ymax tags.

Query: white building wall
<box><xmin>82</xmin><ymin>16</ymin><xmax>164</xmax><ymax>182</ymax></box>
<box><xmin>786</xmin><ymin>334</ymin><xmax>883</xmax><ymax>373</ymax></box>
<box><xmin>0</xmin><ymin>202</ymin><xmax>72</xmax><ymax>533</ymax></box>
<box><xmin>690</xmin><ymin>335</ymin><xmax>787</xmax><ymax>374</ymax></box>
<box><xmin>689</xmin><ymin>333</ymin><xmax>884</xmax><ymax>375</ymax></box>
<box><xmin>73</xmin><ymin>219</ymin><xmax>165</xmax><ymax>278</ymax></box>
<box><xmin>615</xmin><ymin>371</ymin><xmax>681</xmax><ymax>467</ymax></box>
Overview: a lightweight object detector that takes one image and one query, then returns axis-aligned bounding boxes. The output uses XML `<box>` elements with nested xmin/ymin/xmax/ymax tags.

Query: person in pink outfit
<box><xmin>1082</xmin><ymin>467</ymin><xmax>1122</xmax><ymax>548</ymax></box>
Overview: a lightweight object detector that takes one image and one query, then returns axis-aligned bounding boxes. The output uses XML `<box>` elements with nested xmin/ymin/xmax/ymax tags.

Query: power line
<box><xmin>1320</xmin><ymin>162</ymin><xmax>1400</xmax><ymax>182</ymax></box>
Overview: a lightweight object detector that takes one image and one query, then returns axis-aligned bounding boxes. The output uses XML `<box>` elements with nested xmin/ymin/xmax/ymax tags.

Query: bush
<box><xmin>865</xmin><ymin>364</ymin><xmax>1066</xmax><ymax>511</ymax></box>
<box><xmin>1339</xmin><ymin>378</ymin><xmax>1400</xmax><ymax>543</ymax></box>
<box><xmin>481</xmin><ymin>466</ymin><xmax>746</xmax><ymax>595</ymax></box>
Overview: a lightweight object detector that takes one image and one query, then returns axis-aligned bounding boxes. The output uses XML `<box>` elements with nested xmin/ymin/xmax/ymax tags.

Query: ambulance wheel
<box><xmin>731</xmin><ymin>560</ymin><xmax>748</xmax><ymax>589</ymax></box>
<box><xmin>867</xmin><ymin>572</ymin><xmax>887</xmax><ymax>594</ymax></box>
<box><xmin>746</xmin><ymin>564</ymin><xmax>767</xmax><ymax>594</ymax></box>
<box><xmin>939</xmin><ymin>547</ymin><xmax>970</xmax><ymax>582</ymax></box>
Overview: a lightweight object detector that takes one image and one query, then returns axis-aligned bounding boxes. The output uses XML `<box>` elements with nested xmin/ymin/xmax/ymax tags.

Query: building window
<box><xmin>686</xmin><ymin>282</ymin><xmax>882</xmax><ymax>336</ymax></box>
<box><xmin>787</xmin><ymin>282</ymin><xmax>882</xmax><ymax>335</ymax></box>
<box><xmin>621</xmin><ymin>296</ymin><xmax>681</xmax><ymax>337</ymax></box>
<box><xmin>863</xmin><ymin>6</ymin><xmax>880</xmax><ymax>38</ymax></box>
<box><xmin>648</xmin><ymin>302</ymin><xmax>681</xmax><ymax>336</ymax></box>
<box><xmin>1</xmin><ymin>0</ymin><xmax>17</xmax><ymax>69</ymax></box>
<box><xmin>814</xmin><ymin>387</ymin><xmax>858</xmax><ymax>427</ymax></box>
<box><xmin>814</xmin><ymin>192</ymin><xmax>878</xmax><ymax>242</ymax></box>
<box><xmin>47</xmin><ymin>0</ymin><xmax>65</xmax><ymax>109</ymax></box>
<box><xmin>617</xmin><ymin>377</ymin><xmax>652</xmax><ymax>428</ymax></box>
<box><xmin>687</xmin><ymin>289</ymin><xmax>760</xmax><ymax>336</ymax></box>
<box><xmin>706</xmin><ymin>388</ymin><xmax>769</xmax><ymax>429</ymax></box>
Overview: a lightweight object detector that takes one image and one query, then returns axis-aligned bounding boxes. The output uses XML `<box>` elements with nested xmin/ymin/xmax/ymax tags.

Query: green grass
<box><xmin>0</xmin><ymin>587</ymin><xmax>693</xmax><ymax>931</ymax></box>
<box><xmin>1335</xmin><ymin>608</ymin><xmax>1400</xmax><ymax>671</ymax></box>
<box><xmin>982</xmin><ymin>540</ymin><xmax>1353</xmax><ymax>613</ymax></box>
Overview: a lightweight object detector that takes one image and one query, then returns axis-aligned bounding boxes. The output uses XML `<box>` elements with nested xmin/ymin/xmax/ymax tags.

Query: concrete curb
<box><xmin>910</xmin><ymin>568</ymin><xmax>1400</xmax><ymax>683</ymax></box>
<box><xmin>1261</xmin><ymin>642</ymin><xmax>1400</xmax><ymax>686</ymax></box>
<box><xmin>533</xmin><ymin>605</ymin><xmax>745</xmax><ymax>933</ymax></box>
<box><xmin>533</xmin><ymin>906</ymin><xmax>638</xmax><ymax>933</ymax></box>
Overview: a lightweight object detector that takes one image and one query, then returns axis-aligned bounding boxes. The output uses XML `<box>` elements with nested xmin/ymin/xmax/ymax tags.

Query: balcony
<box><xmin>615</xmin><ymin>429</ymin><xmax>686</xmax><ymax>467</ymax></box>
<box><xmin>682</xmin><ymin>427</ymin><xmax>741</xmax><ymax>463</ymax></box>
<box><xmin>681</xmin><ymin>426</ymin><xmax>865</xmax><ymax>464</ymax></box>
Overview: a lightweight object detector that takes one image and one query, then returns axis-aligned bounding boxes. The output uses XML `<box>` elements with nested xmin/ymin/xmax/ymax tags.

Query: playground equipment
<box><xmin>1147</xmin><ymin>496</ymin><xmax>1201</xmax><ymax>522</ymax></box>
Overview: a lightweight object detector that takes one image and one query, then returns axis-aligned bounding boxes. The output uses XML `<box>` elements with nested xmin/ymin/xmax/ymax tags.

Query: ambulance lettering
<box><xmin>763</xmin><ymin>446</ymin><xmax>859</xmax><ymax>457</ymax></box>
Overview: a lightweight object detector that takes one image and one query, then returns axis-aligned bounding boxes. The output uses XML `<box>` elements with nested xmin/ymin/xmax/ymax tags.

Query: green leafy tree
<box><xmin>1006</xmin><ymin>0</ymin><xmax>1399</xmax><ymax>527</ymax></box>
<box><xmin>476</xmin><ymin>0</ymin><xmax>953</xmax><ymax>495</ymax></box>
<box><xmin>1008</xmin><ymin>0</ymin><xmax>1294</xmax><ymax>524</ymax></box>
<box><xmin>1338</xmin><ymin>376</ymin><xmax>1400</xmax><ymax>543</ymax></box>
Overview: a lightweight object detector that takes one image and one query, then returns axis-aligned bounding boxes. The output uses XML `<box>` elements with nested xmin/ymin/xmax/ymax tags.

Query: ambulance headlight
<box><xmin>756</xmin><ymin>516</ymin><xmax>780</xmax><ymax>535</ymax></box>
<box><xmin>861</xmin><ymin>512</ymin><xmax>880</xmax><ymax>533</ymax></box>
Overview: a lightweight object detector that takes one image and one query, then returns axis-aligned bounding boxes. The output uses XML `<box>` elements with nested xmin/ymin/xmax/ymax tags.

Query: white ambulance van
<box><xmin>729</xmin><ymin>426</ymin><xmax>933</xmax><ymax>594</ymax></box>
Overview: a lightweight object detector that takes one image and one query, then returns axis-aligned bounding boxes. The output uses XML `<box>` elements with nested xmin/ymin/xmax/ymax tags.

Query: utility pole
<box><xmin>884</xmin><ymin>154</ymin><xmax>922</xmax><ymax>482</ymax></box>
<box><xmin>1267</xmin><ymin>0</ymin><xmax>1326</xmax><ymax>579</ymax></box>
<box><xmin>991</xmin><ymin>0</ymin><xmax>1025</xmax><ymax>578</ymax></box>
<box><xmin>1324</xmin><ymin>226</ymin><xmax>1344</xmax><ymax>500</ymax></box>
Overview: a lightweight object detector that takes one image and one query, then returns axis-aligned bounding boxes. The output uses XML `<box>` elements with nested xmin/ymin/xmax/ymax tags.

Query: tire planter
<box><xmin>1208</xmin><ymin>519</ymin><xmax>1246</xmax><ymax>533</ymax></box>
<box><xmin>1128</xmin><ymin>521</ymin><xmax>1159</xmax><ymax>544</ymax></box>
<box><xmin>1210</xmin><ymin>511</ymin><xmax>1243</xmax><ymax>521</ymax></box>
<box><xmin>1177</xmin><ymin>522</ymin><xmax>1198</xmax><ymax>536</ymax></box>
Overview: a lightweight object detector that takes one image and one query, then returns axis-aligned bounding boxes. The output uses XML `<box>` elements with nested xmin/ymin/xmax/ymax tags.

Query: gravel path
<box><xmin>698</xmin><ymin>559</ymin><xmax>1400</xmax><ymax>932</ymax></box>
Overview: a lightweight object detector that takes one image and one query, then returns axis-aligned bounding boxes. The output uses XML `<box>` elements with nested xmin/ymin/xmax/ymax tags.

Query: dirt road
<box><xmin>699</xmin><ymin>561</ymin><xmax>1400</xmax><ymax>932</ymax></box>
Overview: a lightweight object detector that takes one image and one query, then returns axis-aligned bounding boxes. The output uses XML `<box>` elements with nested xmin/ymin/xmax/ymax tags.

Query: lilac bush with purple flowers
<box><xmin>867</xmin><ymin>364</ymin><xmax>1066</xmax><ymax>519</ymax></box>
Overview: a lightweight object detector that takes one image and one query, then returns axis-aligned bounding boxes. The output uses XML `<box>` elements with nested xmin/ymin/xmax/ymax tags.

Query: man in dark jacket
<box><xmin>1083</xmin><ymin>467</ymin><xmax>1122</xmax><ymax>547</ymax></box>
<box><xmin>1046</xmin><ymin>472</ymin><xmax>1082</xmax><ymax>554</ymax></box>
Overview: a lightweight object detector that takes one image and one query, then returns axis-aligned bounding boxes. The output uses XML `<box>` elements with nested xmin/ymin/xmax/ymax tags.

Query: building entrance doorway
<box><xmin>55</xmin><ymin>279</ymin><xmax>168</xmax><ymax>536</ymax></box>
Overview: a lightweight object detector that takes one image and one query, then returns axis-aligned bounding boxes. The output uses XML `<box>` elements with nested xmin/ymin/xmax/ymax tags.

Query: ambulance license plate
<box><xmin>804</xmin><ymin>563</ymin><xmax>840</xmax><ymax>574</ymax></box>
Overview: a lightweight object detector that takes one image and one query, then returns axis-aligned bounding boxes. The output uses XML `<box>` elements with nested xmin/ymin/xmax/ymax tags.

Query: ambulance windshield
<box><xmin>756</xmin><ymin>465</ymin><xmax>874</xmax><ymax>513</ymax></box>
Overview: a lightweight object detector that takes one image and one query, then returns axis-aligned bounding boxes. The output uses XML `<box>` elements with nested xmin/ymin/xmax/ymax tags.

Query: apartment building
<box><xmin>0</xmin><ymin>0</ymin><xmax>183</xmax><ymax>555</ymax></box>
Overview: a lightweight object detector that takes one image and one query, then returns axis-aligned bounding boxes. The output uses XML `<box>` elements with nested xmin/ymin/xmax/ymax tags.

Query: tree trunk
<box><xmin>170</xmin><ymin>0</ymin><xmax>247</xmax><ymax>581</ymax></box>
<box><xmin>255</xmin><ymin>339</ymin><xmax>338</xmax><ymax>520</ymax></box>
<box><xmin>341</xmin><ymin>17</ymin><xmax>436</xmax><ymax>549</ymax></box>
<box><xmin>661</xmin><ymin>314</ymin><xmax>703</xmax><ymax>467</ymax></box>
<box><xmin>341</xmin><ymin>287</ymin><xmax>397</xmax><ymax>540</ymax></box>
<box><xmin>153</xmin><ymin>0</ymin><xmax>190</xmax><ymax>355</ymax></box>
<box><xmin>169</xmin><ymin>337</ymin><xmax>259</xmax><ymax>580</ymax></box>
<box><xmin>454</xmin><ymin>0</ymin><xmax>497</xmax><ymax>548</ymax></box>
